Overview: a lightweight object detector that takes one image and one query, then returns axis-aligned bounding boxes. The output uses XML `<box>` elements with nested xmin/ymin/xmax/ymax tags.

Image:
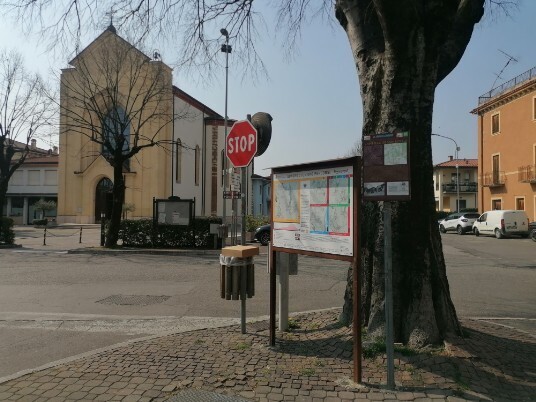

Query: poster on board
<box><xmin>272</xmin><ymin>164</ymin><xmax>354</xmax><ymax>256</ymax></box>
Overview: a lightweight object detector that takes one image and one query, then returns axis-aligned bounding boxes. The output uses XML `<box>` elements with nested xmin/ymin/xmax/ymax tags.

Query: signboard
<box><xmin>153</xmin><ymin>197</ymin><xmax>194</xmax><ymax>226</ymax></box>
<box><xmin>226</xmin><ymin>120</ymin><xmax>257</xmax><ymax>168</ymax></box>
<box><xmin>363</xmin><ymin>131</ymin><xmax>411</xmax><ymax>201</ymax></box>
<box><xmin>224</xmin><ymin>191</ymin><xmax>241</xmax><ymax>199</ymax></box>
<box><xmin>271</xmin><ymin>162</ymin><xmax>355</xmax><ymax>257</ymax></box>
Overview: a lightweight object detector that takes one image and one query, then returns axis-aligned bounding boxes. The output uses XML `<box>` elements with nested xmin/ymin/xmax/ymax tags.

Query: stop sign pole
<box><xmin>226</xmin><ymin>119</ymin><xmax>258</xmax><ymax>246</ymax></box>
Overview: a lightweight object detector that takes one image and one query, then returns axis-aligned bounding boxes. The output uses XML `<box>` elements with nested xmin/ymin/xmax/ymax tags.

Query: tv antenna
<box><xmin>490</xmin><ymin>49</ymin><xmax>518</xmax><ymax>90</ymax></box>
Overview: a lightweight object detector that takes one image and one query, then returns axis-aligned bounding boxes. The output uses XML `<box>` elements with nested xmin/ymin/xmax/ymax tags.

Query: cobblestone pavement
<box><xmin>0</xmin><ymin>309</ymin><xmax>534</xmax><ymax>401</ymax></box>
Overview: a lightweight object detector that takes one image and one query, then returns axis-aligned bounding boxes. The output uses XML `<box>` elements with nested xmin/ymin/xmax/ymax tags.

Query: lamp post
<box><xmin>432</xmin><ymin>133</ymin><xmax>461</xmax><ymax>212</ymax></box>
<box><xmin>221</xmin><ymin>28</ymin><xmax>232</xmax><ymax>246</ymax></box>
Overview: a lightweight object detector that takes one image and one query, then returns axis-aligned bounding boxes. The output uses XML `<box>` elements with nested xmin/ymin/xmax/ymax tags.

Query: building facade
<box><xmin>472</xmin><ymin>66</ymin><xmax>536</xmax><ymax>221</ymax></box>
<box><xmin>58</xmin><ymin>27</ymin><xmax>250</xmax><ymax>224</ymax></box>
<box><xmin>5</xmin><ymin>150</ymin><xmax>59</xmax><ymax>225</ymax></box>
<box><xmin>251</xmin><ymin>174</ymin><xmax>271</xmax><ymax>216</ymax></box>
<box><xmin>433</xmin><ymin>158</ymin><xmax>478</xmax><ymax>212</ymax></box>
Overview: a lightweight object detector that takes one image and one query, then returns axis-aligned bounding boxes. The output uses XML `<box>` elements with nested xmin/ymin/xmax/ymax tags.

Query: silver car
<box><xmin>439</xmin><ymin>213</ymin><xmax>480</xmax><ymax>235</ymax></box>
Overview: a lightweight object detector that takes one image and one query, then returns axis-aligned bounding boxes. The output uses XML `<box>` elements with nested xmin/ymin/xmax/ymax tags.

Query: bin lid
<box><xmin>221</xmin><ymin>245</ymin><xmax>260</xmax><ymax>258</ymax></box>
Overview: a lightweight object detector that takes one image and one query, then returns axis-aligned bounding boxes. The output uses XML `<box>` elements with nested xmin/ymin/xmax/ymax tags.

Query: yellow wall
<box><xmin>476</xmin><ymin>80</ymin><xmax>536</xmax><ymax>221</ymax></box>
<box><xmin>57</xmin><ymin>30</ymin><xmax>173</xmax><ymax>223</ymax></box>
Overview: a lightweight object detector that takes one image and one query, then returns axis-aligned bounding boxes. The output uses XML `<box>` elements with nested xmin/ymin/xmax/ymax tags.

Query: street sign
<box><xmin>226</xmin><ymin>120</ymin><xmax>257</xmax><ymax>168</ymax></box>
<box><xmin>223</xmin><ymin>190</ymin><xmax>241</xmax><ymax>199</ymax></box>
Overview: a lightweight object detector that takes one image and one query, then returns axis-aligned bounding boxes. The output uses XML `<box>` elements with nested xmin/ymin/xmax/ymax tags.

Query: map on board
<box><xmin>309</xmin><ymin>179</ymin><xmax>328</xmax><ymax>204</ymax></box>
<box><xmin>272</xmin><ymin>164</ymin><xmax>355</xmax><ymax>256</ymax></box>
<box><xmin>384</xmin><ymin>142</ymin><xmax>407</xmax><ymax>165</ymax></box>
<box><xmin>329</xmin><ymin>206</ymin><xmax>349</xmax><ymax>234</ymax></box>
<box><xmin>310</xmin><ymin>206</ymin><xmax>328</xmax><ymax>232</ymax></box>
<box><xmin>274</xmin><ymin>180</ymin><xmax>300</xmax><ymax>222</ymax></box>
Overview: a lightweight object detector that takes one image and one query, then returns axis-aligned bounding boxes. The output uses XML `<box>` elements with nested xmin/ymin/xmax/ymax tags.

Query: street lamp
<box><xmin>432</xmin><ymin>133</ymin><xmax>461</xmax><ymax>212</ymax></box>
<box><xmin>221</xmin><ymin>28</ymin><xmax>232</xmax><ymax>246</ymax></box>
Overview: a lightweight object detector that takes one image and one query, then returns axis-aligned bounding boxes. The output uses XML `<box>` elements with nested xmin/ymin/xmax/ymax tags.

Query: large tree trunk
<box><xmin>336</xmin><ymin>0</ymin><xmax>484</xmax><ymax>346</ymax></box>
<box><xmin>105</xmin><ymin>163</ymin><xmax>126</xmax><ymax>247</ymax></box>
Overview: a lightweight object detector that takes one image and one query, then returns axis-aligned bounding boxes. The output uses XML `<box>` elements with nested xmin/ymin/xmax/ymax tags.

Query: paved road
<box><xmin>0</xmin><ymin>226</ymin><xmax>534</xmax><ymax>381</ymax></box>
<box><xmin>440</xmin><ymin>231</ymin><xmax>536</xmax><ymax>335</ymax></box>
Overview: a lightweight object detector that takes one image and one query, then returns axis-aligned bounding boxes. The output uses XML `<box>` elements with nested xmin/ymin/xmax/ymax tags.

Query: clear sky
<box><xmin>1</xmin><ymin>1</ymin><xmax>535</xmax><ymax>176</ymax></box>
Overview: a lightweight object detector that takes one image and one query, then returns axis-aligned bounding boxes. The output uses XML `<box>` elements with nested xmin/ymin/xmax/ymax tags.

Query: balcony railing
<box><xmin>481</xmin><ymin>171</ymin><xmax>506</xmax><ymax>187</ymax></box>
<box><xmin>478</xmin><ymin>66</ymin><xmax>536</xmax><ymax>105</ymax></box>
<box><xmin>518</xmin><ymin>165</ymin><xmax>536</xmax><ymax>183</ymax></box>
<box><xmin>442</xmin><ymin>182</ymin><xmax>478</xmax><ymax>193</ymax></box>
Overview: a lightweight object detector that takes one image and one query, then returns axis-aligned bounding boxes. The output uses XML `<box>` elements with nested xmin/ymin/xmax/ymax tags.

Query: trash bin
<box><xmin>219</xmin><ymin>246</ymin><xmax>259</xmax><ymax>301</ymax></box>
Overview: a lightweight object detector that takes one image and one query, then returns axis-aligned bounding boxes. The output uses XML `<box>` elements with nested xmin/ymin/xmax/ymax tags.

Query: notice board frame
<box><xmin>269</xmin><ymin>156</ymin><xmax>362</xmax><ymax>383</ymax></box>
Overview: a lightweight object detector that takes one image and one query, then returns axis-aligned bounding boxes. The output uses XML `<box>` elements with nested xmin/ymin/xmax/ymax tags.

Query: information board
<box><xmin>272</xmin><ymin>164</ymin><xmax>354</xmax><ymax>256</ymax></box>
<box><xmin>153</xmin><ymin>198</ymin><xmax>194</xmax><ymax>226</ymax></box>
<box><xmin>363</xmin><ymin>131</ymin><xmax>411</xmax><ymax>201</ymax></box>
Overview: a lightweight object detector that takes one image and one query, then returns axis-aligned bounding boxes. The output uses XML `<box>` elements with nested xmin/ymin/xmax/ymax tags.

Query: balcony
<box><xmin>481</xmin><ymin>171</ymin><xmax>506</xmax><ymax>187</ymax></box>
<box><xmin>518</xmin><ymin>165</ymin><xmax>536</xmax><ymax>183</ymax></box>
<box><xmin>442</xmin><ymin>182</ymin><xmax>478</xmax><ymax>193</ymax></box>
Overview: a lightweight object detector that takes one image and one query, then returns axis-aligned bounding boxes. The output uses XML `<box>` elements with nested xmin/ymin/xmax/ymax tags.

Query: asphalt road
<box><xmin>0</xmin><ymin>227</ymin><xmax>534</xmax><ymax>380</ymax></box>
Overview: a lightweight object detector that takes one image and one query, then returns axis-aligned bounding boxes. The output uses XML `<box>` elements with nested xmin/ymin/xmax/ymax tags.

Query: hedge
<box><xmin>0</xmin><ymin>217</ymin><xmax>15</xmax><ymax>245</ymax></box>
<box><xmin>119</xmin><ymin>217</ymin><xmax>222</xmax><ymax>248</ymax></box>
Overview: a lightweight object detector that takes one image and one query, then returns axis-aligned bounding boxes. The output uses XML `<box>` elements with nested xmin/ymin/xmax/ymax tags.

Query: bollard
<box><xmin>79</xmin><ymin>226</ymin><xmax>82</xmax><ymax>243</ymax></box>
<box><xmin>43</xmin><ymin>228</ymin><xmax>47</xmax><ymax>246</ymax></box>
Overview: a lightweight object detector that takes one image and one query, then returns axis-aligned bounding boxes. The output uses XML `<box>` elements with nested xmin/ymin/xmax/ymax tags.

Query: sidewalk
<box><xmin>0</xmin><ymin>309</ymin><xmax>534</xmax><ymax>401</ymax></box>
<box><xmin>2</xmin><ymin>227</ymin><xmax>535</xmax><ymax>401</ymax></box>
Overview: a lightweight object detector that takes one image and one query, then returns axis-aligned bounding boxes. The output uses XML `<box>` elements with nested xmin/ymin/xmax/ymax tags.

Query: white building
<box><xmin>433</xmin><ymin>158</ymin><xmax>478</xmax><ymax>212</ymax></box>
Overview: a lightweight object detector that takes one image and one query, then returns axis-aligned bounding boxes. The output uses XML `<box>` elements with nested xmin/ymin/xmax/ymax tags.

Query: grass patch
<box><xmin>233</xmin><ymin>342</ymin><xmax>251</xmax><ymax>350</ymax></box>
<box><xmin>363</xmin><ymin>340</ymin><xmax>386</xmax><ymax>359</ymax></box>
<box><xmin>287</xmin><ymin>319</ymin><xmax>300</xmax><ymax>330</ymax></box>
<box><xmin>300</xmin><ymin>368</ymin><xmax>316</xmax><ymax>376</ymax></box>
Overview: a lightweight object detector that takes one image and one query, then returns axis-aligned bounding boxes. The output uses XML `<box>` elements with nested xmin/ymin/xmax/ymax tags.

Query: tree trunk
<box><xmin>0</xmin><ymin>178</ymin><xmax>8</xmax><ymax>218</ymax></box>
<box><xmin>334</xmin><ymin>0</ymin><xmax>486</xmax><ymax>346</ymax></box>
<box><xmin>105</xmin><ymin>163</ymin><xmax>126</xmax><ymax>247</ymax></box>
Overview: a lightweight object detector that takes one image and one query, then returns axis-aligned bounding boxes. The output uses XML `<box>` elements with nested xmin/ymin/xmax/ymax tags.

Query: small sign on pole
<box><xmin>363</xmin><ymin>131</ymin><xmax>410</xmax><ymax>201</ymax></box>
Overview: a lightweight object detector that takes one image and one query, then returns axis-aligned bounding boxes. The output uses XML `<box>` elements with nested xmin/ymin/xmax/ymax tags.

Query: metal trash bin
<box><xmin>219</xmin><ymin>246</ymin><xmax>259</xmax><ymax>301</ymax></box>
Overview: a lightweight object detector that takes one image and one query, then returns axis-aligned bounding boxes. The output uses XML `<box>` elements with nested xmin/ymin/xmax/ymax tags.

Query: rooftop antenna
<box><xmin>490</xmin><ymin>49</ymin><xmax>518</xmax><ymax>90</ymax></box>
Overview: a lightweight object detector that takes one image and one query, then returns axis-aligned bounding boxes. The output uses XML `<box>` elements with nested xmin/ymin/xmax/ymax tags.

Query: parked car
<box><xmin>253</xmin><ymin>224</ymin><xmax>271</xmax><ymax>246</ymax></box>
<box><xmin>472</xmin><ymin>210</ymin><xmax>530</xmax><ymax>239</ymax></box>
<box><xmin>530</xmin><ymin>222</ymin><xmax>536</xmax><ymax>242</ymax></box>
<box><xmin>439</xmin><ymin>212</ymin><xmax>480</xmax><ymax>235</ymax></box>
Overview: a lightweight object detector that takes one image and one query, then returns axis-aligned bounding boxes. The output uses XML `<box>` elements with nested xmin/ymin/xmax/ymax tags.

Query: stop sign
<box><xmin>226</xmin><ymin>120</ymin><xmax>257</xmax><ymax>168</ymax></box>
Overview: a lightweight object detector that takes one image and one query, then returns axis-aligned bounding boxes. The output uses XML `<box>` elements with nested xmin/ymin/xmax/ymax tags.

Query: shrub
<box><xmin>119</xmin><ymin>217</ymin><xmax>223</xmax><ymax>248</ymax></box>
<box><xmin>0</xmin><ymin>217</ymin><xmax>15</xmax><ymax>245</ymax></box>
<box><xmin>32</xmin><ymin>218</ymin><xmax>48</xmax><ymax>226</ymax></box>
<box><xmin>246</xmin><ymin>215</ymin><xmax>270</xmax><ymax>232</ymax></box>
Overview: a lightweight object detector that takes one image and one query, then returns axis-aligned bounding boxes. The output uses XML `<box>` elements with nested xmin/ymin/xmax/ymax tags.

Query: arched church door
<box><xmin>95</xmin><ymin>178</ymin><xmax>113</xmax><ymax>222</ymax></box>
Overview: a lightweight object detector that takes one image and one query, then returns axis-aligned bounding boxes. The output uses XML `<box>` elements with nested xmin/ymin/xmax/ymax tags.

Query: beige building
<box><xmin>433</xmin><ymin>158</ymin><xmax>478</xmax><ymax>212</ymax></box>
<box><xmin>58</xmin><ymin>26</ymin><xmax>249</xmax><ymax>224</ymax></box>
<box><xmin>471</xmin><ymin>66</ymin><xmax>536</xmax><ymax>221</ymax></box>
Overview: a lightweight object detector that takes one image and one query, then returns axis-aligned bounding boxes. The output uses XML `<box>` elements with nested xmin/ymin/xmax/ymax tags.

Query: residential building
<box><xmin>57</xmin><ymin>26</ymin><xmax>251</xmax><ymax>224</ymax></box>
<box><xmin>471</xmin><ymin>66</ymin><xmax>536</xmax><ymax>221</ymax></box>
<box><xmin>433</xmin><ymin>157</ymin><xmax>478</xmax><ymax>212</ymax></box>
<box><xmin>251</xmin><ymin>174</ymin><xmax>271</xmax><ymax>216</ymax></box>
<box><xmin>5</xmin><ymin>150</ymin><xmax>59</xmax><ymax>225</ymax></box>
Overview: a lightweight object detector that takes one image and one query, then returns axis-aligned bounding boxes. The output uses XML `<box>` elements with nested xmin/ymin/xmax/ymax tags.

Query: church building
<box><xmin>57</xmin><ymin>26</ymin><xmax>250</xmax><ymax>224</ymax></box>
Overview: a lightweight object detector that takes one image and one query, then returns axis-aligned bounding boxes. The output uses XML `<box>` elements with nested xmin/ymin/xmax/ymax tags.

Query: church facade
<box><xmin>57</xmin><ymin>27</ymin><xmax>249</xmax><ymax>224</ymax></box>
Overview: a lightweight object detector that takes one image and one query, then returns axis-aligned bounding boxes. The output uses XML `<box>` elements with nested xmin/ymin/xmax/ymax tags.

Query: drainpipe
<box><xmin>479</xmin><ymin>113</ymin><xmax>484</xmax><ymax>213</ymax></box>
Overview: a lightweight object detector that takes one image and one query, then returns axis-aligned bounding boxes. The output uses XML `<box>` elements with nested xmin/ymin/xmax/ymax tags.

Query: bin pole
<box><xmin>79</xmin><ymin>226</ymin><xmax>82</xmax><ymax>243</ymax></box>
<box><xmin>240</xmin><ymin>264</ymin><xmax>247</xmax><ymax>334</ymax></box>
<box><xmin>278</xmin><ymin>254</ymin><xmax>289</xmax><ymax>331</ymax></box>
<box><xmin>43</xmin><ymin>228</ymin><xmax>47</xmax><ymax>246</ymax></box>
<box><xmin>269</xmin><ymin>246</ymin><xmax>276</xmax><ymax>346</ymax></box>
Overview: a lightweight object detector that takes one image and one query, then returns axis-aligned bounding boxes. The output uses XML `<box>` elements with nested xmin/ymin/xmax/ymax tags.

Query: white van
<box><xmin>472</xmin><ymin>210</ymin><xmax>530</xmax><ymax>239</ymax></box>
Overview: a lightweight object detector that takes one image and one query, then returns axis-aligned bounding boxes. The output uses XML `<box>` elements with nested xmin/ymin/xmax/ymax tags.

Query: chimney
<box><xmin>53</xmin><ymin>146</ymin><xmax>58</xmax><ymax>154</ymax></box>
<box><xmin>448</xmin><ymin>155</ymin><xmax>453</xmax><ymax>161</ymax></box>
<box><xmin>31</xmin><ymin>139</ymin><xmax>37</xmax><ymax>150</ymax></box>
